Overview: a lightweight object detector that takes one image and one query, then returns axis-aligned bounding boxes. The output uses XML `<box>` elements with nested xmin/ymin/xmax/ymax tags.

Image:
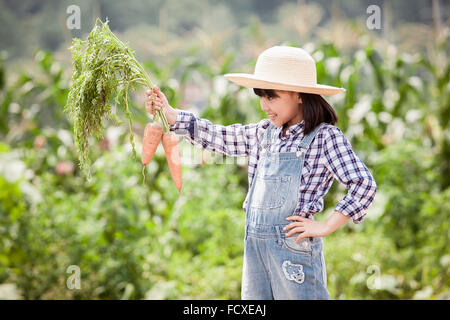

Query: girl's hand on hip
<box><xmin>283</xmin><ymin>215</ymin><xmax>331</xmax><ymax>242</ymax></box>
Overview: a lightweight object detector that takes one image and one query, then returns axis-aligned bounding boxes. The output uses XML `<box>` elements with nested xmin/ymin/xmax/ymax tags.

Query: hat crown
<box><xmin>254</xmin><ymin>46</ymin><xmax>317</xmax><ymax>86</ymax></box>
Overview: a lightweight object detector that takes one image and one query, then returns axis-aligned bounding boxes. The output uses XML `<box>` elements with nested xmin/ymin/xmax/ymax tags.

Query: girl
<box><xmin>145</xmin><ymin>46</ymin><xmax>377</xmax><ymax>300</ymax></box>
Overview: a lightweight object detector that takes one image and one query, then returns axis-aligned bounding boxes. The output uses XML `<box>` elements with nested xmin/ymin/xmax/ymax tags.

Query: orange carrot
<box><xmin>162</xmin><ymin>131</ymin><xmax>182</xmax><ymax>193</ymax></box>
<box><xmin>141</xmin><ymin>122</ymin><xmax>163</xmax><ymax>183</ymax></box>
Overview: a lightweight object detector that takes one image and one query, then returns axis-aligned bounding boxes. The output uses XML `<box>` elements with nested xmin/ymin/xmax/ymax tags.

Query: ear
<box><xmin>297</xmin><ymin>93</ymin><xmax>302</xmax><ymax>104</ymax></box>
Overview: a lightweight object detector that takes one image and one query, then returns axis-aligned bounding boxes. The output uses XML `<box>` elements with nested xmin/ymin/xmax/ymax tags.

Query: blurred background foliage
<box><xmin>0</xmin><ymin>0</ymin><xmax>449</xmax><ymax>299</ymax></box>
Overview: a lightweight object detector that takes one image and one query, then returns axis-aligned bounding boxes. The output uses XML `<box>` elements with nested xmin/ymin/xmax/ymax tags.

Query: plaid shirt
<box><xmin>169</xmin><ymin>110</ymin><xmax>377</xmax><ymax>224</ymax></box>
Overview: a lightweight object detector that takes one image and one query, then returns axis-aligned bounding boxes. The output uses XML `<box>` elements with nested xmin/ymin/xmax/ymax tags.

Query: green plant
<box><xmin>64</xmin><ymin>18</ymin><xmax>170</xmax><ymax>179</ymax></box>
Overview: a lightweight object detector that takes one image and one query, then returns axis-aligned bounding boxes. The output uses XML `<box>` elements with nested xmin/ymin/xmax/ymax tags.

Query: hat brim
<box><xmin>224</xmin><ymin>73</ymin><xmax>345</xmax><ymax>96</ymax></box>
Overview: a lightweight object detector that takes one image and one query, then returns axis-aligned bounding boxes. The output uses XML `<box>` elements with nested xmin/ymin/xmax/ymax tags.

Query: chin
<box><xmin>271</xmin><ymin>119</ymin><xmax>283</xmax><ymax>128</ymax></box>
<box><xmin>270</xmin><ymin>120</ymin><xmax>280</xmax><ymax>128</ymax></box>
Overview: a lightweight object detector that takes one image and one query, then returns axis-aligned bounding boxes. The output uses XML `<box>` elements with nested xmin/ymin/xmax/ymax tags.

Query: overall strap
<box><xmin>261</xmin><ymin>122</ymin><xmax>274</xmax><ymax>151</ymax></box>
<box><xmin>297</xmin><ymin>122</ymin><xmax>327</xmax><ymax>153</ymax></box>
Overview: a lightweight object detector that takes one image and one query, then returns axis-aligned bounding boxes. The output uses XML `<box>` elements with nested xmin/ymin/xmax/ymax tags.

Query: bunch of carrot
<box><xmin>65</xmin><ymin>18</ymin><xmax>182</xmax><ymax>192</ymax></box>
<box><xmin>141</xmin><ymin>90</ymin><xmax>182</xmax><ymax>193</ymax></box>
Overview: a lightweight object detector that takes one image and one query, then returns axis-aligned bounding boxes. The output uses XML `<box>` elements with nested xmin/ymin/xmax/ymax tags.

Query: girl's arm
<box><xmin>325</xmin><ymin>210</ymin><xmax>351</xmax><ymax>233</ymax></box>
<box><xmin>284</xmin><ymin>210</ymin><xmax>350</xmax><ymax>240</ymax></box>
<box><xmin>169</xmin><ymin>110</ymin><xmax>267</xmax><ymax>157</ymax></box>
<box><xmin>322</xmin><ymin>126</ymin><xmax>378</xmax><ymax>224</ymax></box>
<box><xmin>279</xmin><ymin>126</ymin><xmax>378</xmax><ymax>241</ymax></box>
<box><xmin>146</xmin><ymin>86</ymin><xmax>268</xmax><ymax>157</ymax></box>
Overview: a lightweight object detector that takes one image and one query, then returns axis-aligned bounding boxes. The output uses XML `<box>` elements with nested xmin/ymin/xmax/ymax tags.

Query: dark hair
<box><xmin>253</xmin><ymin>88</ymin><xmax>338</xmax><ymax>135</ymax></box>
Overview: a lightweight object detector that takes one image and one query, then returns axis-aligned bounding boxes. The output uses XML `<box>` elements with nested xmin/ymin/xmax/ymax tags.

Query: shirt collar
<box><xmin>276</xmin><ymin>120</ymin><xmax>305</xmax><ymax>140</ymax></box>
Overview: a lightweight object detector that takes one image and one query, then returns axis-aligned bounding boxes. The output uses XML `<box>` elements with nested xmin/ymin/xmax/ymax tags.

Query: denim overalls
<box><xmin>242</xmin><ymin>121</ymin><xmax>330</xmax><ymax>300</ymax></box>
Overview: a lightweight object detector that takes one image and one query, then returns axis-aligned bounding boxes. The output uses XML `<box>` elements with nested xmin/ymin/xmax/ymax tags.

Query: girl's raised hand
<box><xmin>145</xmin><ymin>86</ymin><xmax>178</xmax><ymax>126</ymax></box>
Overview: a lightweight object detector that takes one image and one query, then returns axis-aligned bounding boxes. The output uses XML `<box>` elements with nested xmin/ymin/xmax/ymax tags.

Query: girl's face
<box><xmin>258</xmin><ymin>89</ymin><xmax>303</xmax><ymax>128</ymax></box>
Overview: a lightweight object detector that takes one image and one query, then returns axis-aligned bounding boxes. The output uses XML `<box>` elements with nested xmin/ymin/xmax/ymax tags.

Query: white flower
<box><xmin>349</xmin><ymin>95</ymin><xmax>372</xmax><ymax>123</ymax></box>
<box><xmin>325</xmin><ymin>57</ymin><xmax>341</xmax><ymax>77</ymax></box>
<box><xmin>0</xmin><ymin>158</ymin><xmax>26</xmax><ymax>182</ymax></box>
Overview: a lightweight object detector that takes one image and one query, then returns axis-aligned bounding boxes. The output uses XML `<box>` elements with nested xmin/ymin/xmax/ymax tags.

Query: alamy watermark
<box><xmin>66</xmin><ymin>5</ymin><xmax>81</xmax><ymax>30</ymax></box>
<box><xmin>366</xmin><ymin>264</ymin><xmax>381</xmax><ymax>290</ymax></box>
<box><xmin>366</xmin><ymin>5</ymin><xmax>381</xmax><ymax>30</ymax></box>
<box><xmin>66</xmin><ymin>265</ymin><xmax>81</xmax><ymax>290</ymax></box>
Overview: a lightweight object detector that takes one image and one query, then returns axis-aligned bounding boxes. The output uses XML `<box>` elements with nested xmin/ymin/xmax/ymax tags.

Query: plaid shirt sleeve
<box><xmin>323</xmin><ymin>126</ymin><xmax>377</xmax><ymax>224</ymax></box>
<box><xmin>168</xmin><ymin>110</ymin><xmax>264</xmax><ymax>157</ymax></box>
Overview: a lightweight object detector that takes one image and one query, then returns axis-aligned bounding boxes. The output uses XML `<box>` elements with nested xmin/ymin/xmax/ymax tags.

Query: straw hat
<box><xmin>224</xmin><ymin>45</ymin><xmax>345</xmax><ymax>96</ymax></box>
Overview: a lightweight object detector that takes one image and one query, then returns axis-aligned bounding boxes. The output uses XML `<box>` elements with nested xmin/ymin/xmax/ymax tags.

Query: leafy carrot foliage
<box><xmin>64</xmin><ymin>18</ymin><xmax>169</xmax><ymax>178</ymax></box>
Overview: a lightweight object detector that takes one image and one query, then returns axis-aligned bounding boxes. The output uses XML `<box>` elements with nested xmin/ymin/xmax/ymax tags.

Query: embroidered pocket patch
<box><xmin>282</xmin><ymin>260</ymin><xmax>305</xmax><ymax>284</ymax></box>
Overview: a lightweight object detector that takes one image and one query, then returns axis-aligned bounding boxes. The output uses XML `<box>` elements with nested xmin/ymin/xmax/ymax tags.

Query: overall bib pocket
<box><xmin>251</xmin><ymin>175</ymin><xmax>291</xmax><ymax>209</ymax></box>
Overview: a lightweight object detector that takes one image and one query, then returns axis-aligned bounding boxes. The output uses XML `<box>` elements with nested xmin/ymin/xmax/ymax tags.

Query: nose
<box><xmin>260</xmin><ymin>98</ymin><xmax>270</xmax><ymax>112</ymax></box>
